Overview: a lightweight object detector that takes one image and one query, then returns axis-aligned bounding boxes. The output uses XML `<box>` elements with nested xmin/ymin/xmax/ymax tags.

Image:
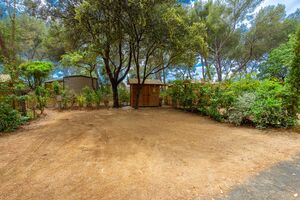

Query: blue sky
<box><xmin>258</xmin><ymin>0</ymin><xmax>300</xmax><ymax>14</ymax></box>
<box><xmin>181</xmin><ymin>0</ymin><xmax>300</xmax><ymax>14</ymax></box>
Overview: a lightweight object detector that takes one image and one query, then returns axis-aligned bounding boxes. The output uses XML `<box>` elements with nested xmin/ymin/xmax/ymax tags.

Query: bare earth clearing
<box><xmin>0</xmin><ymin>108</ymin><xmax>300</xmax><ymax>200</ymax></box>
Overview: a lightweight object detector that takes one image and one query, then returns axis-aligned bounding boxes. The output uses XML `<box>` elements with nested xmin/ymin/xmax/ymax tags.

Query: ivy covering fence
<box><xmin>163</xmin><ymin>77</ymin><xmax>299</xmax><ymax>129</ymax></box>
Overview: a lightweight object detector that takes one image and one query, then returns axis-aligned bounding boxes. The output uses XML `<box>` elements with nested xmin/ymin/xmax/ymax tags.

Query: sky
<box><xmin>181</xmin><ymin>0</ymin><xmax>300</xmax><ymax>14</ymax></box>
<box><xmin>258</xmin><ymin>0</ymin><xmax>300</xmax><ymax>14</ymax></box>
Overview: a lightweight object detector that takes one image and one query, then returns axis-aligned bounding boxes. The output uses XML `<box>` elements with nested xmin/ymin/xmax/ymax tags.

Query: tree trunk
<box><xmin>103</xmin><ymin>49</ymin><xmax>120</xmax><ymax>108</ymax></box>
<box><xmin>204</xmin><ymin>58</ymin><xmax>212</xmax><ymax>81</ymax></box>
<box><xmin>134</xmin><ymin>84</ymin><xmax>142</xmax><ymax>109</ymax></box>
<box><xmin>112</xmin><ymin>84</ymin><xmax>119</xmax><ymax>108</ymax></box>
<box><xmin>188</xmin><ymin>68</ymin><xmax>192</xmax><ymax>79</ymax></box>
<box><xmin>0</xmin><ymin>32</ymin><xmax>8</xmax><ymax>60</ymax></box>
<box><xmin>89</xmin><ymin>70</ymin><xmax>96</xmax><ymax>90</ymax></box>
<box><xmin>11</xmin><ymin>0</ymin><xmax>16</xmax><ymax>60</ymax></box>
<box><xmin>216</xmin><ymin>53</ymin><xmax>222</xmax><ymax>82</ymax></box>
<box><xmin>200</xmin><ymin>57</ymin><xmax>206</xmax><ymax>81</ymax></box>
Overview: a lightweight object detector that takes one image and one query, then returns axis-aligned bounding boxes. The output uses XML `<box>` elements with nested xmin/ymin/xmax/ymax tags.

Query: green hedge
<box><xmin>166</xmin><ymin>78</ymin><xmax>298</xmax><ymax>128</ymax></box>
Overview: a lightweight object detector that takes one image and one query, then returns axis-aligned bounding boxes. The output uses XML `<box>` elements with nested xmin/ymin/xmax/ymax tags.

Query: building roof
<box><xmin>0</xmin><ymin>74</ymin><xmax>11</xmax><ymax>83</ymax></box>
<box><xmin>45</xmin><ymin>79</ymin><xmax>63</xmax><ymax>83</ymax></box>
<box><xmin>64</xmin><ymin>75</ymin><xmax>97</xmax><ymax>79</ymax></box>
<box><xmin>45</xmin><ymin>75</ymin><xmax>97</xmax><ymax>83</ymax></box>
<box><xmin>128</xmin><ymin>79</ymin><xmax>163</xmax><ymax>85</ymax></box>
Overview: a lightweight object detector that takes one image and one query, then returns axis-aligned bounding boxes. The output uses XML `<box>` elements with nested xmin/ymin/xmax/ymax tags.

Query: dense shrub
<box><xmin>166</xmin><ymin>78</ymin><xmax>298</xmax><ymax>128</ymax></box>
<box><xmin>119</xmin><ymin>87</ymin><xmax>130</xmax><ymax>106</ymax></box>
<box><xmin>76</xmin><ymin>94</ymin><xmax>86</xmax><ymax>108</ymax></box>
<box><xmin>228</xmin><ymin>76</ymin><xmax>259</xmax><ymax>94</ymax></box>
<box><xmin>61</xmin><ymin>89</ymin><xmax>75</xmax><ymax>109</ymax></box>
<box><xmin>101</xmin><ymin>86</ymin><xmax>112</xmax><ymax>105</ymax></box>
<box><xmin>167</xmin><ymin>80</ymin><xmax>199</xmax><ymax>110</ymax></box>
<box><xmin>229</xmin><ymin>92</ymin><xmax>256</xmax><ymax>126</ymax></box>
<box><xmin>0</xmin><ymin>102</ymin><xmax>26</xmax><ymax>132</ymax></box>
<box><xmin>52</xmin><ymin>81</ymin><xmax>62</xmax><ymax>95</ymax></box>
<box><xmin>35</xmin><ymin>86</ymin><xmax>49</xmax><ymax>114</ymax></box>
<box><xmin>249</xmin><ymin>80</ymin><xmax>295</xmax><ymax>128</ymax></box>
<box><xmin>82</xmin><ymin>87</ymin><xmax>94</xmax><ymax>107</ymax></box>
<box><xmin>195</xmin><ymin>83</ymin><xmax>213</xmax><ymax>115</ymax></box>
<box><xmin>177</xmin><ymin>82</ymin><xmax>233</xmax><ymax>121</ymax></box>
<box><xmin>93</xmin><ymin>89</ymin><xmax>102</xmax><ymax>108</ymax></box>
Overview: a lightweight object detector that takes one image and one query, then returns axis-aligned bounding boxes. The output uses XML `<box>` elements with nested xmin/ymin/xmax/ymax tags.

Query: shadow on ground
<box><xmin>219</xmin><ymin>155</ymin><xmax>300</xmax><ymax>200</ymax></box>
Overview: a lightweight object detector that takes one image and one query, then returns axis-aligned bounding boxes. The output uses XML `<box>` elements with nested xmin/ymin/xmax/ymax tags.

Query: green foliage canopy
<box><xmin>18</xmin><ymin>61</ymin><xmax>53</xmax><ymax>89</ymax></box>
<box><xmin>259</xmin><ymin>35</ymin><xmax>296</xmax><ymax>80</ymax></box>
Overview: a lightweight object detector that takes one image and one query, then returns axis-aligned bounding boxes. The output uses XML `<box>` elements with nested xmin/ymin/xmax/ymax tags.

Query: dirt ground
<box><xmin>1</xmin><ymin>108</ymin><xmax>300</xmax><ymax>200</ymax></box>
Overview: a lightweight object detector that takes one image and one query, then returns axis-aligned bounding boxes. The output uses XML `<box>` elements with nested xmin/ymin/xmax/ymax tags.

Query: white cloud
<box><xmin>257</xmin><ymin>0</ymin><xmax>300</xmax><ymax>14</ymax></box>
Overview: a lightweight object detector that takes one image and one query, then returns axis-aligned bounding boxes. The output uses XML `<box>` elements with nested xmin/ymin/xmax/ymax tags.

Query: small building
<box><xmin>128</xmin><ymin>79</ymin><xmax>163</xmax><ymax>107</ymax></box>
<box><xmin>63</xmin><ymin>75</ymin><xmax>98</xmax><ymax>93</ymax></box>
<box><xmin>44</xmin><ymin>79</ymin><xmax>63</xmax><ymax>89</ymax></box>
<box><xmin>45</xmin><ymin>75</ymin><xmax>98</xmax><ymax>94</ymax></box>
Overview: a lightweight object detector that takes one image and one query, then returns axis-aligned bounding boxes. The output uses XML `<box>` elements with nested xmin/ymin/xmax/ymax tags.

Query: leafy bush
<box><xmin>207</xmin><ymin>85</ymin><xmax>229</xmax><ymax>121</ymax></box>
<box><xmin>93</xmin><ymin>89</ymin><xmax>102</xmax><ymax>108</ymax></box>
<box><xmin>228</xmin><ymin>75</ymin><xmax>260</xmax><ymax>95</ymax></box>
<box><xmin>195</xmin><ymin>83</ymin><xmax>213</xmax><ymax>115</ymax></box>
<box><xmin>228</xmin><ymin>79</ymin><xmax>297</xmax><ymax>128</ymax></box>
<box><xmin>197</xmin><ymin>83</ymin><xmax>231</xmax><ymax>121</ymax></box>
<box><xmin>160</xmin><ymin>89</ymin><xmax>168</xmax><ymax>99</ymax></box>
<box><xmin>35</xmin><ymin>86</ymin><xmax>49</xmax><ymax>114</ymax></box>
<box><xmin>101</xmin><ymin>86</ymin><xmax>112</xmax><ymax>103</ymax></box>
<box><xmin>119</xmin><ymin>87</ymin><xmax>129</xmax><ymax>105</ymax></box>
<box><xmin>60</xmin><ymin>89</ymin><xmax>70</xmax><ymax>109</ymax></box>
<box><xmin>0</xmin><ymin>102</ymin><xmax>26</xmax><ymax>132</ymax></box>
<box><xmin>167</xmin><ymin>80</ymin><xmax>198</xmax><ymax>110</ymax></box>
<box><xmin>250</xmin><ymin>80</ymin><xmax>295</xmax><ymax>128</ymax></box>
<box><xmin>180</xmin><ymin>82</ymin><xmax>198</xmax><ymax>111</ymax></box>
<box><xmin>166</xmin><ymin>78</ymin><xmax>298</xmax><ymax>128</ymax></box>
<box><xmin>18</xmin><ymin>61</ymin><xmax>53</xmax><ymax>89</ymax></box>
<box><xmin>229</xmin><ymin>92</ymin><xmax>256</xmax><ymax>126</ymax></box>
<box><xmin>82</xmin><ymin>87</ymin><xmax>94</xmax><ymax>107</ymax></box>
<box><xmin>52</xmin><ymin>81</ymin><xmax>62</xmax><ymax>95</ymax></box>
<box><xmin>76</xmin><ymin>94</ymin><xmax>86</xmax><ymax>108</ymax></box>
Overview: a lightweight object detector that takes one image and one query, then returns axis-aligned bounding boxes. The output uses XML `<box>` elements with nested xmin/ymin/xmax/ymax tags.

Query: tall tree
<box><xmin>193</xmin><ymin>1</ymin><xmax>298</xmax><ymax>81</ymax></box>
<box><xmin>190</xmin><ymin>0</ymin><xmax>212</xmax><ymax>80</ymax></box>
<box><xmin>288</xmin><ymin>25</ymin><xmax>300</xmax><ymax>116</ymax></box>
<box><xmin>0</xmin><ymin>2</ymin><xmax>50</xmax><ymax>74</ymax></box>
<box><xmin>259</xmin><ymin>34</ymin><xmax>296</xmax><ymax>80</ymax></box>
<box><xmin>63</xmin><ymin>0</ymin><xmax>133</xmax><ymax>108</ymax></box>
<box><xmin>125</xmin><ymin>0</ymin><xmax>207</xmax><ymax>108</ymax></box>
<box><xmin>230</xmin><ymin>5</ymin><xmax>298</xmax><ymax>78</ymax></box>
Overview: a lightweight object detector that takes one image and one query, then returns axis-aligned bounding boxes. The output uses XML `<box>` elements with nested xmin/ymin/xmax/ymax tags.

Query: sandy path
<box><xmin>0</xmin><ymin>108</ymin><xmax>300</xmax><ymax>200</ymax></box>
